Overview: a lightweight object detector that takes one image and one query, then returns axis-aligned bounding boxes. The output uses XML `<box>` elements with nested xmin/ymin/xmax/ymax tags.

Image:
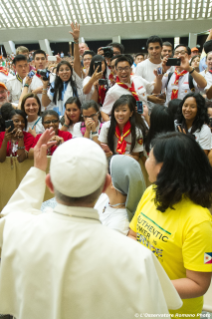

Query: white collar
<box><xmin>53</xmin><ymin>203</ymin><xmax>100</xmax><ymax>222</ymax></box>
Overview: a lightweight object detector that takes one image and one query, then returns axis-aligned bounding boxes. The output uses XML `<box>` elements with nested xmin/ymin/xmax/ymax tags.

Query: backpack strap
<box><xmin>166</xmin><ymin>72</ymin><xmax>173</xmax><ymax>87</ymax></box>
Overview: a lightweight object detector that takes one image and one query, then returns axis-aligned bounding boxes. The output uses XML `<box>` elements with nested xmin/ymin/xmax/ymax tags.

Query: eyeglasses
<box><xmin>116</xmin><ymin>66</ymin><xmax>131</xmax><ymax>72</ymax></box>
<box><xmin>43</xmin><ymin>119</ymin><xmax>59</xmax><ymax>124</ymax></box>
<box><xmin>174</xmin><ymin>50</ymin><xmax>188</xmax><ymax>56</ymax></box>
<box><xmin>83</xmin><ymin>112</ymin><xmax>99</xmax><ymax>119</ymax></box>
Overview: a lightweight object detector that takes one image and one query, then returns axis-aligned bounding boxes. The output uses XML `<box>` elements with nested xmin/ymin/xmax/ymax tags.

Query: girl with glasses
<box><xmin>73</xmin><ymin>100</ymin><xmax>101</xmax><ymax>144</ymax></box>
<box><xmin>29</xmin><ymin>110</ymin><xmax>72</xmax><ymax>157</ymax></box>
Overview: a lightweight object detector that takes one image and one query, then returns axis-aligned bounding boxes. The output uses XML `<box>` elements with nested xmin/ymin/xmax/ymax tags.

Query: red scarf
<box><xmin>115</xmin><ymin>121</ymin><xmax>131</xmax><ymax>154</ymax></box>
<box><xmin>109</xmin><ymin>71</ymin><xmax>115</xmax><ymax>85</ymax></box>
<box><xmin>98</xmin><ymin>85</ymin><xmax>107</xmax><ymax>105</ymax></box>
<box><xmin>116</xmin><ymin>76</ymin><xmax>139</xmax><ymax>101</ymax></box>
<box><xmin>171</xmin><ymin>69</ymin><xmax>188</xmax><ymax>100</ymax></box>
<box><xmin>0</xmin><ymin>67</ymin><xmax>8</xmax><ymax>76</ymax></box>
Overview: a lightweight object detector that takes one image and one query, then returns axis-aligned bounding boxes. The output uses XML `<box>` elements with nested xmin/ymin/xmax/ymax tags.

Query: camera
<box><xmin>101</xmin><ymin>47</ymin><xmax>113</xmax><ymax>59</ymax></box>
<box><xmin>28</xmin><ymin>70</ymin><xmax>35</xmax><ymax>78</ymax></box>
<box><xmin>37</xmin><ymin>68</ymin><xmax>50</xmax><ymax>81</ymax></box>
<box><xmin>99</xmin><ymin>79</ymin><xmax>108</xmax><ymax>86</ymax></box>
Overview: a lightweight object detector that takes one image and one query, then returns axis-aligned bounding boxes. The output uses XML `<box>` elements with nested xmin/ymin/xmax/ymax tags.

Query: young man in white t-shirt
<box><xmin>135</xmin><ymin>36</ymin><xmax>165</xmax><ymax>105</ymax></box>
<box><xmin>101</xmin><ymin>56</ymin><xmax>162</xmax><ymax>122</ymax></box>
<box><xmin>20</xmin><ymin>50</ymin><xmax>55</xmax><ymax>111</ymax></box>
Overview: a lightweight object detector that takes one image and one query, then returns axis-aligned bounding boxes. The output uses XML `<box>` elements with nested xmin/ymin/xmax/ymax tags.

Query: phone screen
<box><xmin>95</xmin><ymin>61</ymin><xmax>102</xmax><ymax>72</ymax></box>
<box><xmin>136</xmin><ymin>101</ymin><xmax>143</xmax><ymax>114</ymax></box>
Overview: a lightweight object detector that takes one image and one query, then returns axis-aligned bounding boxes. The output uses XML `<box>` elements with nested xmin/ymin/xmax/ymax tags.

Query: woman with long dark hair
<box><xmin>41</xmin><ymin>23</ymin><xmax>83</xmax><ymax>116</ymax></box>
<box><xmin>83</xmin><ymin>55</ymin><xmax>108</xmax><ymax>104</ymax></box>
<box><xmin>175</xmin><ymin>92</ymin><xmax>211</xmax><ymax>154</ymax></box>
<box><xmin>60</xmin><ymin>97</ymin><xmax>83</xmax><ymax>134</ymax></box>
<box><xmin>99</xmin><ymin>95</ymin><xmax>147</xmax><ymax>161</ymax></box>
<box><xmin>128</xmin><ymin>132</ymin><xmax>212</xmax><ymax>318</ymax></box>
<box><xmin>144</xmin><ymin>104</ymin><xmax>175</xmax><ymax>154</ymax></box>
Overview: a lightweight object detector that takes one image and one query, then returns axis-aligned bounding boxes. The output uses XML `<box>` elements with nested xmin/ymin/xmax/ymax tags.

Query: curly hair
<box><xmin>107</xmin><ymin>95</ymin><xmax>147</xmax><ymax>154</ymax></box>
<box><xmin>176</xmin><ymin>92</ymin><xmax>209</xmax><ymax>134</ymax></box>
<box><xmin>151</xmin><ymin>132</ymin><xmax>212</xmax><ymax>212</ymax></box>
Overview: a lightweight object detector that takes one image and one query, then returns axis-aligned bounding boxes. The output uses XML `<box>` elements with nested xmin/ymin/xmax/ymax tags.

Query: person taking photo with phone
<box><xmin>159</xmin><ymin>44</ymin><xmax>207</xmax><ymax>105</ymax></box>
<box><xmin>0</xmin><ymin>109</ymin><xmax>35</xmax><ymax>163</ymax></box>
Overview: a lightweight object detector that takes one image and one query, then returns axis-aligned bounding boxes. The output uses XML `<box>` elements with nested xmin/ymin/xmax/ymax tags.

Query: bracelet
<box><xmin>92</xmin><ymin>133</ymin><xmax>98</xmax><ymax>138</ymax></box>
<box><xmin>17</xmin><ymin>146</ymin><xmax>25</xmax><ymax>150</ymax></box>
<box><xmin>43</xmin><ymin>88</ymin><xmax>48</xmax><ymax>91</ymax></box>
<box><xmin>63</xmin><ymin>124</ymin><xmax>69</xmax><ymax>128</ymax></box>
<box><xmin>24</xmin><ymin>84</ymin><xmax>29</xmax><ymax>88</ymax></box>
<box><xmin>189</xmin><ymin>67</ymin><xmax>195</xmax><ymax>74</ymax></box>
<box><xmin>91</xmin><ymin>131</ymin><xmax>98</xmax><ymax>135</ymax></box>
<box><xmin>42</xmin><ymin>91</ymin><xmax>47</xmax><ymax>95</ymax></box>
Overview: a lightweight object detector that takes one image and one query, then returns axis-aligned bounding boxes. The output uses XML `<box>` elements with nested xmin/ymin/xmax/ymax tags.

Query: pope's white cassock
<box><xmin>0</xmin><ymin>167</ymin><xmax>182</xmax><ymax>319</ymax></box>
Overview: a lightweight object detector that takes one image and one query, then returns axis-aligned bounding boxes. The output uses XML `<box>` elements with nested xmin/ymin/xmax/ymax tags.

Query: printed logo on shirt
<box><xmin>137</xmin><ymin>138</ymin><xmax>143</xmax><ymax>145</ymax></box>
<box><xmin>184</xmin><ymin>82</ymin><xmax>189</xmax><ymax>84</ymax></box>
<box><xmin>185</xmin><ymin>90</ymin><xmax>188</xmax><ymax>93</ymax></box>
<box><xmin>138</xmin><ymin>86</ymin><xmax>143</xmax><ymax>90</ymax></box>
<box><xmin>204</xmin><ymin>252</ymin><xmax>212</xmax><ymax>264</ymax></box>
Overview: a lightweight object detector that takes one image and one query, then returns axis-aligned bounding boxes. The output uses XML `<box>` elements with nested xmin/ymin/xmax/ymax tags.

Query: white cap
<box><xmin>50</xmin><ymin>138</ymin><xmax>107</xmax><ymax>197</ymax></box>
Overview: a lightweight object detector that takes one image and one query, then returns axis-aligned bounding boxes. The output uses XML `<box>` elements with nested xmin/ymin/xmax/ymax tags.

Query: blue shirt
<box><xmin>199</xmin><ymin>56</ymin><xmax>207</xmax><ymax>72</ymax></box>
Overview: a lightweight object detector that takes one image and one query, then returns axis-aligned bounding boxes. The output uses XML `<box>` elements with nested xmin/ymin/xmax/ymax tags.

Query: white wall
<box><xmin>0</xmin><ymin>18</ymin><xmax>211</xmax><ymax>44</ymax></box>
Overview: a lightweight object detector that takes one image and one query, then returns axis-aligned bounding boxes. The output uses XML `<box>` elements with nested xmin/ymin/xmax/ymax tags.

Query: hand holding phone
<box><xmin>5</xmin><ymin>119</ymin><xmax>14</xmax><ymax>133</ymax></box>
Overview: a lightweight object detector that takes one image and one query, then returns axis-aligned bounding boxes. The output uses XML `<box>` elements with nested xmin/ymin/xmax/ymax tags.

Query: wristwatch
<box><xmin>189</xmin><ymin>67</ymin><xmax>195</xmax><ymax>74</ymax></box>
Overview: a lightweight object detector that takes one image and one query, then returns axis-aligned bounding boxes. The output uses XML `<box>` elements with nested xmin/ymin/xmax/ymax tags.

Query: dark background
<box><xmin>1</xmin><ymin>35</ymin><xmax>207</xmax><ymax>57</ymax></box>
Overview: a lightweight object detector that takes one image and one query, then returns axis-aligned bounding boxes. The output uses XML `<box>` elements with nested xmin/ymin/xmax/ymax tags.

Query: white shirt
<box><xmin>175</xmin><ymin>121</ymin><xmax>211</xmax><ymax>150</ymax></box>
<box><xmin>162</xmin><ymin>71</ymin><xmax>200</xmax><ymax>105</ymax></box>
<box><xmin>0</xmin><ymin>71</ymin><xmax>13</xmax><ymax>84</ymax></box>
<box><xmin>0</xmin><ymin>167</ymin><xmax>182</xmax><ymax>318</ymax></box>
<box><xmin>82</xmin><ymin>76</ymin><xmax>95</xmax><ymax>101</ymax></box>
<box><xmin>23</xmin><ymin>74</ymin><xmax>55</xmax><ymax>112</ymax></box>
<box><xmin>98</xmin><ymin>120</ymin><xmax>144</xmax><ymax>153</ymax></box>
<box><xmin>200</xmin><ymin>70</ymin><xmax>212</xmax><ymax>91</ymax></box>
<box><xmin>73</xmin><ymin>121</ymin><xmax>101</xmax><ymax>139</ymax></box>
<box><xmin>25</xmin><ymin>116</ymin><xmax>45</xmax><ymax>135</ymax></box>
<box><xmin>59</xmin><ymin>122</ymin><xmax>74</xmax><ymax>134</ymax></box>
<box><xmin>135</xmin><ymin>59</ymin><xmax>162</xmax><ymax>83</ymax></box>
<box><xmin>101</xmin><ymin>75</ymin><xmax>154</xmax><ymax>115</ymax></box>
<box><xmin>6</xmin><ymin>75</ymin><xmax>24</xmax><ymax>104</ymax></box>
<box><xmin>95</xmin><ymin>193</ymin><xmax>129</xmax><ymax>235</ymax></box>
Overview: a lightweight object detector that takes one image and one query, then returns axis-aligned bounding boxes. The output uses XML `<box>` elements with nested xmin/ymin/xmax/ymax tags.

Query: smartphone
<box><xmin>136</xmin><ymin>101</ymin><xmax>143</xmax><ymax>115</ymax></box>
<box><xmin>99</xmin><ymin>79</ymin><xmax>107</xmax><ymax>85</ymax></box>
<box><xmin>157</xmin><ymin>67</ymin><xmax>162</xmax><ymax>75</ymax></box>
<box><xmin>5</xmin><ymin>119</ymin><xmax>14</xmax><ymax>132</ymax></box>
<box><xmin>48</xmin><ymin>56</ymin><xmax>57</xmax><ymax>62</ymax></box>
<box><xmin>101</xmin><ymin>143</ymin><xmax>111</xmax><ymax>153</ymax></box>
<box><xmin>94</xmin><ymin>61</ymin><xmax>102</xmax><ymax>72</ymax></box>
<box><xmin>166</xmin><ymin>58</ymin><xmax>181</xmax><ymax>66</ymax></box>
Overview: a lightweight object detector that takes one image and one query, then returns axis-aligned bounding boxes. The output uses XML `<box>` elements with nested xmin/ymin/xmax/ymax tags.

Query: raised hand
<box><xmin>69</xmin><ymin>22</ymin><xmax>80</xmax><ymax>42</ymax></box>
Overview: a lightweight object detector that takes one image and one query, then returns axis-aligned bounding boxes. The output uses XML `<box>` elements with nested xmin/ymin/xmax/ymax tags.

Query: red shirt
<box><xmin>32</xmin><ymin>129</ymin><xmax>72</xmax><ymax>155</ymax></box>
<box><xmin>0</xmin><ymin>131</ymin><xmax>35</xmax><ymax>156</ymax></box>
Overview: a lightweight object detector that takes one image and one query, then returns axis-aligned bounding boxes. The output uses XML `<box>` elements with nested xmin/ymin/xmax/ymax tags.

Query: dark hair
<box><xmin>9</xmin><ymin>109</ymin><xmax>27</xmax><ymax>130</ymax></box>
<box><xmin>206</xmin><ymin>101</ymin><xmax>212</xmax><ymax>110</ymax></box>
<box><xmin>144</xmin><ymin>105</ymin><xmax>175</xmax><ymax>154</ymax></box>
<box><xmin>115</xmin><ymin>56</ymin><xmax>131</xmax><ymax>68</ymax></box>
<box><xmin>107</xmin><ymin>95</ymin><xmax>147</xmax><ymax>154</ymax></box>
<box><xmin>174</xmin><ymin>44</ymin><xmax>191</xmax><ymax>56</ymax></box>
<box><xmin>135</xmin><ymin>53</ymin><xmax>145</xmax><ymax>58</ymax></box>
<box><xmin>203</xmin><ymin>40</ymin><xmax>212</xmax><ymax>54</ymax></box>
<box><xmin>110</xmin><ymin>54</ymin><xmax>123</xmax><ymax>62</ymax></box>
<box><xmin>146</xmin><ymin>36</ymin><xmax>163</xmax><ymax>49</ymax></box>
<box><xmin>33</xmin><ymin>50</ymin><xmax>47</xmax><ymax>60</ymax></box>
<box><xmin>42</xmin><ymin>110</ymin><xmax>59</xmax><ymax>125</ymax></box>
<box><xmin>81</xmin><ymin>100</ymin><xmax>99</xmax><ymax>112</ymax></box>
<box><xmin>107</xmin><ymin>42</ymin><xmax>125</xmax><ymax>54</ymax></box>
<box><xmin>52</xmin><ymin>61</ymin><xmax>78</xmax><ymax>104</ymax></box>
<box><xmin>60</xmin><ymin>97</ymin><xmax>83</xmax><ymax>126</ymax></box>
<box><xmin>151</xmin><ymin>132</ymin><xmax>212</xmax><ymax>212</ymax></box>
<box><xmin>124</xmin><ymin>54</ymin><xmax>134</xmax><ymax>66</ymax></box>
<box><xmin>190</xmin><ymin>55</ymin><xmax>200</xmax><ymax>66</ymax></box>
<box><xmin>176</xmin><ymin>92</ymin><xmax>209</xmax><ymax>134</ymax></box>
<box><xmin>21</xmin><ymin>93</ymin><xmax>41</xmax><ymax>116</ymax></box>
<box><xmin>12</xmin><ymin>55</ymin><xmax>28</xmax><ymax>65</ymax></box>
<box><xmin>88</xmin><ymin>55</ymin><xmax>107</xmax><ymax>78</ymax></box>
<box><xmin>168</xmin><ymin>99</ymin><xmax>182</xmax><ymax>120</ymax></box>
<box><xmin>162</xmin><ymin>41</ymin><xmax>173</xmax><ymax>48</ymax></box>
<box><xmin>0</xmin><ymin>103</ymin><xmax>14</xmax><ymax>131</ymax></box>
<box><xmin>82</xmin><ymin>50</ymin><xmax>95</xmax><ymax>58</ymax></box>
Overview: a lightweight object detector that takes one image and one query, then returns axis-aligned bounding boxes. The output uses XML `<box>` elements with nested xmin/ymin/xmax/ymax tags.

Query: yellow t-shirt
<box><xmin>130</xmin><ymin>185</ymin><xmax>212</xmax><ymax>318</ymax></box>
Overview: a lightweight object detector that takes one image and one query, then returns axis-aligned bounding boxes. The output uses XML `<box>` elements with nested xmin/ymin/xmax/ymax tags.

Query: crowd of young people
<box><xmin>0</xmin><ymin>21</ymin><xmax>212</xmax><ymax>319</ymax></box>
